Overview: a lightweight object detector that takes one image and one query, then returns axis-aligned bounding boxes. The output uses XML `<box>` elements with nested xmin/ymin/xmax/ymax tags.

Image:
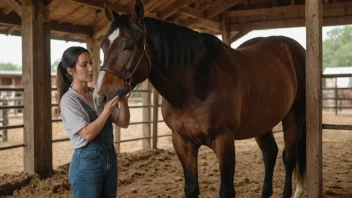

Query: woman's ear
<box><xmin>67</xmin><ymin>68</ymin><xmax>74</xmax><ymax>76</ymax></box>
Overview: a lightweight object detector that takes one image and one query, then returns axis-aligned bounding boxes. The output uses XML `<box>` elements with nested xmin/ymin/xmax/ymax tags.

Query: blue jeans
<box><xmin>68</xmin><ymin>147</ymin><xmax>118</xmax><ymax>198</ymax></box>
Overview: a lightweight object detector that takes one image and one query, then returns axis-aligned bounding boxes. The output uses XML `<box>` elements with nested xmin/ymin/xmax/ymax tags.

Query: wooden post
<box><xmin>113</xmin><ymin>125</ymin><xmax>121</xmax><ymax>153</ymax></box>
<box><xmin>22</xmin><ymin>0</ymin><xmax>52</xmax><ymax>175</ymax></box>
<box><xmin>142</xmin><ymin>80</ymin><xmax>151</xmax><ymax>149</ymax></box>
<box><xmin>86</xmin><ymin>37</ymin><xmax>101</xmax><ymax>88</ymax></box>
<box><xmin>152</xmin><ymin>89</ymin><xmax>159</xmax><ymax>149</ymax></box>
<box><xmin>1</xmin><ymin>96</ymin><xmax>8</xmax><ymax>142</ymax></box>
<box><xmin>221</xmin><ymin>12</ymin><xmax>230</xmax><ymax>45</ymax></box>
<box><xmin>306</xmin><ymin>0</ymin><xmax>323</xmax><ymax>197</ymax></box>
<box><xmin>334</xmin><ymin>78</ymin><xmax>338</xmax><ymax>115</ymax></box>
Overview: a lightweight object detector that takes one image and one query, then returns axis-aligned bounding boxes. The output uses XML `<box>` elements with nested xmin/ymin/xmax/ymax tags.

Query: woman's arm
<box><xmin>113</xmin><ymin>97</ymin><xmax>130</xmax><ymax>128</ymax></box>
<box><xmin>78</xmin><ymin>96</ymin><xmax>119</xmax><ymax>142</ymax></box>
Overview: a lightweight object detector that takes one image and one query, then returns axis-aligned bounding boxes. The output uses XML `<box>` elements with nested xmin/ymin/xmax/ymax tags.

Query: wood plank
<box><xmin>179</xmin><ymin>6</ymin><xmax>205</xmax><ymax>18</ymax></box>
<box><xmin>3</xmin><ymin>7</ymin><xmax>13</xmax><ymax>15</ymax></box>
<box><xmin>58</xmin><ymin>4</ymin><xmax>85</xmax><ymax>24</ymax></box>
<box><xmin>48</xmin><ymin>0</ymin><xmax>66</xmax><ymax>15</ymax></box>
<box><xmin>70</xmin><ymin>0</ymin><xmax>130</xmax><ymax>14</ymax></box>
<box><xmin>50</xmin><ymin>21</ymin><xmax>93</xmax><ymax>35</ymax></box>
<box><xmin>86</xmin><ymin>37</ymin><xmax>101</xmax><ymax>87</ymax></box>
<box><xmin>152</xmin><ymin>89</ymin><xmax>159</xmax><ymax>149</ymax></box>
<box><xmin>22</xmin><ymin>0</ymin><xmax>52</xmax><ymax>176</ymax></box>
<box><xmin>0</xmin><ymin>10</ymin><xmax>93</xmax><ymax>36</ymax></box>
<box><xmin>144</xmin><ymin>0</ymin><xmax>161</xmax><ymax>13</ymax></box>
<box><xmin>230</xmin><ymin>30</ymin><xmax>250</xmax><ymax>43</ymax></box>
<box><xmin>158</xmin><ymin>0</ymin><xmax>197</xmax><ymax>20</ymax></box>
<box><xmin>21</xmin><ymin>0</ymin><xmax>32</xmax><ymax>6</ymax></box>
<box><xmin>230</xmin><ymin>16</ymin><xmax>352</xmax><ymax>31</ymax></box>
<box><xmin>188</xmin><ymin>17</ymin><xmax>221</xmax><ymax>34</ymax></box>
<box><xmin>228</xmin><ymin>1</ymin><xmax>352</xmax><ymax>17</ymax></box>
<box><xmin>221</xmin><ymin>12</ymin><xmax>230</xmax><ymax>45</ymax></box>
<box><xmin>205</xmin><ymin>0</ymin><xmax>244</xmax><ymax>18</ymax></box>
<box><xmin>7</xmin><ymin>26</ymin><xmax>17</xmax><ymax>35</ymax></box>
<box><xmin>93</xmin><ymin>20</ymin><xmax>109</xmax><ymax>40</ymax></box>
<box><xmin>6</xmin><ymin>0</ymin><xmax>22</xmax><ymax>17</ymax></box>
<box><xmin>142</xmin><ymin>81</ymin><xmax>151</xmax><ymax>149</ymax></box>
<box><xmin>305</xmin><ymin>0</ymin><xmax>323</xmax><ymax>197</ymax></box>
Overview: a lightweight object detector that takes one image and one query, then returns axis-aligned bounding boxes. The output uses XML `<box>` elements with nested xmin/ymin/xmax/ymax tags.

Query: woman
<box><xmin>56</xmin><ymin>46</ymin><xmax>130</xmax><ymax>198</ymax></box>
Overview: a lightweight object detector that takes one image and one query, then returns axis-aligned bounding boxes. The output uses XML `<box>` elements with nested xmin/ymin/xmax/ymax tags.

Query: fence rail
<box><xmin>2</xmin><ymin>74</ymin><xmax>352</xmax><ymax>151</ymax></box>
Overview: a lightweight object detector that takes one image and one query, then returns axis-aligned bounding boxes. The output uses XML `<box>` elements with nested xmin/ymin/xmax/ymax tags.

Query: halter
<box><xmin>100</xmin><ymin>18</ymin><xmax>151</xmax><ymax>98</ymax></box>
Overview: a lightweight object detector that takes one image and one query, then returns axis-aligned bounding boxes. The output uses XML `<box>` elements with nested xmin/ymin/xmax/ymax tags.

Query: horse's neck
<box><xmin>148</xmin><ymin>59</ymin><xmax>217</xmax><ymax>108</ymax></box>
<box><xmin>148</xmin><ymin>66</ymin><xmax>188</xmax><ymax>108</ymax></box>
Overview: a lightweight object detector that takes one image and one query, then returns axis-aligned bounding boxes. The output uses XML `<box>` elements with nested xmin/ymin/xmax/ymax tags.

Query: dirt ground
<box><xmin>0</xmin><ymin>110</ymin><xmax>352</xmax><ymax>197</ymax></box>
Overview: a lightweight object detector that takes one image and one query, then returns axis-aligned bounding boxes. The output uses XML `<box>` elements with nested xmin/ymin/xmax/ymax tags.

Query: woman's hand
<box><xmin>102</xmin><ymin>96</ymin><xmax>119</xmax><ymax>115</ymax></box>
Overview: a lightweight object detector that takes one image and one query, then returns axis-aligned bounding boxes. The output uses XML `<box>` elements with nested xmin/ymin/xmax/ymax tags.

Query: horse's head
<box><xmin>94</xmin><ymin>0</ymin><xmax>151</xmax><ymax>115</ymax></box>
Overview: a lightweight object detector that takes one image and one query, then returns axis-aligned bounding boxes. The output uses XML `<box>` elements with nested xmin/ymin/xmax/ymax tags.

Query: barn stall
<box><xmin>0</xmin><ymin>0</ymin><xmax>352</xmax><ymax>197</ymax></box>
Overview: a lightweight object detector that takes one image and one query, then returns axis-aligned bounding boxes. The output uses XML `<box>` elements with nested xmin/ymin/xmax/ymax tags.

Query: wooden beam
<box><xmin>6</xmin><ymin>0</ymin><xmax>22</xmax><ymax>17</ymax></box>
<box><xmin>158</xmin><ymin>0</ymin><xmax>197</xmax><ymax>20</ymax></box>
<box><xmin>73</xmin><ymin>8</ymin><xmax>93</xmax><ymax>26</ymax></box>
<box><xmin>0</xmin><ymin>11</ymin><xmax>93</xmax><ymax>36</ymax></box>
<box><xmin>230</xmin><ymin>16</ymin><xmax>352</xmax><ymax>31</ymax></box>
<box><xmin>49</xmin><ymin>0</ymin><xmax>67</xmax><ymax>15</ymax></box>
<box><xmin>70</xmin><ymin>0</ymin><xmax>130</xmax><ymax>14</ymax></box>
<box><xmin>58</xmin><ymin>5</ymin><xmax>85</xmax><ymax>24</ymax></box>
<box><xmin>188</xmin><ymin>18</ymin><xmax>222</xmax><ymax>34</ymax></box>
<box><xmin>228</xmin><ymin>1</ymin><xmax>352</xmax><ymax>17</ymax></box>
<box><xmin>144</xmin><ymin>0</ymin><xmax>161</xmax><ymax>13</ymax></box>
<box><xmin>222</xmin><ymin>12</ymin><xmax>230</xmax><ymax>45</ymax></box>
<box><xmin>22</xmin><ymin>0</ymin><xmax>52</xmax><ymax>176</ymax></box>
<box><xmin>142</xmin><ymin>81</ymin><xmax>151</xmax><ymax>149</ymax></box>
<box><xmin>21</xmin><ymin>0</ymin><xmax>32</xmax><ymax>6</ymax></box>
<box><xmin>86</xmin><ymin>37</ymin><xmax>101</xmax><ymax>87</ymax></box>
<box><xmin>205</xmin><ymin>0</ymin><xmax>244</xmax><ymax>18</ymax></box>
<box><xmin>7</xmin><ymin>26</ymin><xmax>17</xmax><ymax>35</ymax></box>
<box><xmin>179</xmin><ymin>6</ymin><xmax>205</xmax><ymax>18</ymax></box>
<box><xmin>94</xmin><ymin>21</ymin><xmax>110</xmax><ymax>40</ymax></box>
<box><xmin>306</xmin><ymin>0</ymin><xmax>323</xmax><ymax>197</ymax></box>
<box><xmin>3</xmin><ymin>7</ymin><xmax>13</xmax><ymax>15</ymax></box>
<box><xmin>230</xmin><ymin>30</ymin><xmax>250</xmax><ymax>43</ymax></box>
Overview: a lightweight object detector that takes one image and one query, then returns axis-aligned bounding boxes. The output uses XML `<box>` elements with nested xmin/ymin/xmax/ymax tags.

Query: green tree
<box><xmin>0</xmin><ymin>62</ymin><xmax>21</xmax><ymax>71</ymax></box>
<box><xmin>323</xmin><ymin>26</ymin><xmax>352</xmax><ymax>69</ymax></box>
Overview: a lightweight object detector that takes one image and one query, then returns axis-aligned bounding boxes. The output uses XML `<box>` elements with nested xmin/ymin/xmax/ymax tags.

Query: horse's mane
<box><xmin>106</xmin><ymin>15</ymin><xmax>223</xmax><ymax>71</ymax></box>
<box><xmin>144</xmin><ymin>17</ymin><xmax>223</xmax><ymax>70</ymax></box>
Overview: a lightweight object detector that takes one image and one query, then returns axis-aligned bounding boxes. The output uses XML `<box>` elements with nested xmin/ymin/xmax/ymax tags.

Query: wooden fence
<box><xmin>2</xmin><ymin>75</ymin><xmax>352</xmax><ymax>151</ymax></box>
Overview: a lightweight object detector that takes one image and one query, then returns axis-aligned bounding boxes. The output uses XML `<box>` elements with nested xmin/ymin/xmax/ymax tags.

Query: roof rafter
<box><xmin>6</xmin><ymin>0</ymin><xmax>22</xmax><ymax>17</ymax></box>
<box><xmin>157</xmin><ymin>0</ymin><xmax>198</xmax><ymax>20</ymax></box>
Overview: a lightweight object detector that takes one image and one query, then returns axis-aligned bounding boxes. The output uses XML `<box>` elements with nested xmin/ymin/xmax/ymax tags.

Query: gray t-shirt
<box><xmin>60</xmin><ymin>88</ymin><xmax>119</xmax><ymax>149</ymax></box>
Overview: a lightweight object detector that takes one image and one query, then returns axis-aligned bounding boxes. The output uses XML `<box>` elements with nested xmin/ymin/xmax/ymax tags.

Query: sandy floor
<box><xmin>0</xmin><ymin>110</ymin><xmax>351</xmax><ymax>197</ymax></box>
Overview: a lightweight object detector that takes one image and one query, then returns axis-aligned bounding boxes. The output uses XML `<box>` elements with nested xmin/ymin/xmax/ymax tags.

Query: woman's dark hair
<box><xmin>56</xmin><ymin>46</ymin><xmax>89</xmax><ymax>110</ymax></box>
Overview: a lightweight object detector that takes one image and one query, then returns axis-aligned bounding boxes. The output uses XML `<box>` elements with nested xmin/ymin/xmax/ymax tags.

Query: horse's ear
<box><xmin>104</xmin><ymin>2</ymin><xmax>120</xmax><ymax>22</ymax></box>
<box><xmin>132</xmin><ymin>0</ymin><xmax>144</xmax><ymax>22</ymax></box>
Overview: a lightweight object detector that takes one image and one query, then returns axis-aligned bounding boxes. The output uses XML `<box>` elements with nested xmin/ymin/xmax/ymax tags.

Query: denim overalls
<box><xmin>68</xmin><ymin>97</ymin><xmax>117</xmax><ymax>198</ymax></box>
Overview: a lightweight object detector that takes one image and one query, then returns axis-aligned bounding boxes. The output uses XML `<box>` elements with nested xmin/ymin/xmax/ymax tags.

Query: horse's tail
<box><xmin>296</xmin><ymin>121</ymin><xmax>306</xmax><ymax>184</ymax></box>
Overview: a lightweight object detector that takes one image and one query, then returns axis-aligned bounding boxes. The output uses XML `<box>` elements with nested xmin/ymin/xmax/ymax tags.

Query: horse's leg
<box><xmin>172</xmin><ymin>133</ymin><xmax>200</xmax><ymax>198</ymax></box>
<box><xmin>255</xmin><ymin>130</ymin><xmax>278</xmax><ymax>198</ymax></box>
<box><xmin>210</xmin><ymin>131</ymin><xmax>236</xmax><ymax>198</ymax></box>
<box><xmin>281</xmin><ymin>111</ymin><xmax>305</xmax><ymax>198</ymax></box>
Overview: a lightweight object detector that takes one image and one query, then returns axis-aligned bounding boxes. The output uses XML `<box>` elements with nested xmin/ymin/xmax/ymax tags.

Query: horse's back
<box><xmin>230</xmin><ymin>36</ymin><xmax>306</xmax><ymax>139</ymax></box>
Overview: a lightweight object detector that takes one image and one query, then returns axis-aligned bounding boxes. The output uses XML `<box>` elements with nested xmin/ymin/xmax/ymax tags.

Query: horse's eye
<box><xmin>124</xmin><ymin>44</ymin><xmax>134</xmax><ymax>51</ymax></box>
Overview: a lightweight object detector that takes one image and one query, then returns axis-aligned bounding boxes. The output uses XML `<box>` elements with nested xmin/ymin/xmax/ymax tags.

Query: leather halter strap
<box><xmin>100</xmin><ymin>18</ymin><xmax>150</xmax><ymax>98</ymax></box>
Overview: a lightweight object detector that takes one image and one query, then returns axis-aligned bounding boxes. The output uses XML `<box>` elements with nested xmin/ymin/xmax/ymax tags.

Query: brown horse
<box><xmin>93</xmin><ymin>1</ymin><xmax>307</xmax><ymax>198</ymax></box>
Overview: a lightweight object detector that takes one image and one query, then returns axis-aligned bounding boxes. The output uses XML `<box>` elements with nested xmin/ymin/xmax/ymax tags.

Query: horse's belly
<box><xmin>235</xmin><ymin>93</ymin><xmax>294</xmax><ymax>140</ymax></box>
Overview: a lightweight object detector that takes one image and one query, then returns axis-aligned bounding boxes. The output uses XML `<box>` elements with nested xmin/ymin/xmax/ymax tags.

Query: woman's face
<box><xmin>69</xmin><ymin>52</ymin><xmax>93</xmax><ymax>83</ymax></box>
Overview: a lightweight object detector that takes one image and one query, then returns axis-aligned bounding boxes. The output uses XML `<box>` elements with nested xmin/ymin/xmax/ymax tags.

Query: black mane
<box><xmin>144</xmin><ymin>17</ymin><xmax>222</xmax><ymax>70</ymax></box>
<box><xmin>107</xmin><ymin>15</ymin><xmax>223</xmax><ymax>71</ymax></box>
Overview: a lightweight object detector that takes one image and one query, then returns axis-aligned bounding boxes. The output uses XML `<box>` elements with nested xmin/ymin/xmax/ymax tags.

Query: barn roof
<box><xmin>1</xmin><ymin>0</ymin><xmax>352</xmax><ymax>43</ymax></box>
